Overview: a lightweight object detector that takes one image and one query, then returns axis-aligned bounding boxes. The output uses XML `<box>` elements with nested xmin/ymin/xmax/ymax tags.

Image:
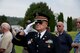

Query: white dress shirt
<box><xmin>38</xmin><ymin>30</ymin><xmax>46</xmax><ymax>39</ymax></box>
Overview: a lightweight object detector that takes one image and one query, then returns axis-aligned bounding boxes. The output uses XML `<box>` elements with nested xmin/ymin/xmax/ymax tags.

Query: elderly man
<box><xmin>72</xmin><ymin>18</ymin><xmax>80</xmax><ymax>53</ymax></box>
<box><xmin>0</xmin><ymin>22</ymin><xmax>13</xmax><ymax>53</ymax></box>
<box><xmin>56</xmin><ymin>21</ymin><xmax>73</xmax><ymax>53</ymax></box>
<box><xmin>12</xmin><ymin>13</ymin><xmax>61</xmax><ymax>53</ymax></box>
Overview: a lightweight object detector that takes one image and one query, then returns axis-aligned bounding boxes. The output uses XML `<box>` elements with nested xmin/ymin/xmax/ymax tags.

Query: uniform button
<box><xmin>37</xmin><ymin>50</ymin><xmax>38</xmax><ymax>52</ymax></box>
<box><xmin>37</xmin><ymin>45</ymin><xmax>39</xmax><ymax>47</ymax></box>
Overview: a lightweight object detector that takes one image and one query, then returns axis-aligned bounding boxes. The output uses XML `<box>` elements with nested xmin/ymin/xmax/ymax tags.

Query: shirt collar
<box><xmin>39</xmin><ymin>30</ymin><xmax>47</xmax><ymax>38</ymax></box>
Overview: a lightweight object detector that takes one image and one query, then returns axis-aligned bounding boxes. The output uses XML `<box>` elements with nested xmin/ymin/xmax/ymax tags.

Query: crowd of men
<box><xmin>0</xmin><ymin>13</ymin><xmax>80</xmax><ymax>53</ymax></box>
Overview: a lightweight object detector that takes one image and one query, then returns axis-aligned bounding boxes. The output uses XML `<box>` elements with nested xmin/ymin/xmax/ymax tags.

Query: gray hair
<box><xmin>1</xmin><ymin>22</ymin><xmax>10</xmax><ymax>30</ymax></box>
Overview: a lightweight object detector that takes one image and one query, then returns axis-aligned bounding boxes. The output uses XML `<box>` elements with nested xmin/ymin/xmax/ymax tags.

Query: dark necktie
<box><xmin>38</xmin><ymin>33</ymin><xmax>41</xmax><ymax>39</ymax></box>
<box><xmin>39</xmin><ymin>33</ymin><xmax>41</xmax><ymax>38</ymax></box>
<box><xmin>36</xmin><ymin>33</ymin><xmax>41</xmax><ymax>42</ymax></box>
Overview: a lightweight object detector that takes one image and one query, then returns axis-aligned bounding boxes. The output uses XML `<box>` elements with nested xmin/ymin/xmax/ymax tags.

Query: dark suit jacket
<box><xmin>58</xmin><ymin>31</ymin><xmax>73</xmax><ymax>53</ymax></box>
<box><xmin>12</xmin><ymin>31</ymin><xmax>61</xmax><ymax>53</ymax></box>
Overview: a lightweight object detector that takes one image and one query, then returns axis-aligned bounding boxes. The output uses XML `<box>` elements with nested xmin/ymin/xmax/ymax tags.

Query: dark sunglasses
<box><xmin>35</xmin><ymin>20</ymin><xmax>43</xmax><ymax>24</ymax></box>
<box><xmin>56</xmin><ymin>25</ymin><xmax>61</xmax><ymax>27</ymax></box>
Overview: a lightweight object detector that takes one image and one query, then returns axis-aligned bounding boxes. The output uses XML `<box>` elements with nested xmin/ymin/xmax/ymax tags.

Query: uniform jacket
<box><xmin>12</xmin><ymin>31</ymin><xmax>61</xmax><ymax>53</ymax></box>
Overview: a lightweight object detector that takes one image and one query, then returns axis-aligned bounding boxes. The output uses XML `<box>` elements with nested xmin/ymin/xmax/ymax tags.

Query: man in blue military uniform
<box><xmin>12</xmin><ymin>13</ymin><xmax>61</xmax><ymax>53</ymax></box>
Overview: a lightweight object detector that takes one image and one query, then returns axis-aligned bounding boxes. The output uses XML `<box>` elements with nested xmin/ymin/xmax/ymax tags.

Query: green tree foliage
<box><xmin>7</xmin><ymin>17</ymin><xmax>23</xmax><ymax>25</ymax></box>
<box><xmin>48</xmin><ymin>14</ymin><xmax>55</xmax><ymax>32</ymax></box>
<box><xmin>23</xmin><ymin>2</ymin><xmax>55</xmax><ymax>32</ymax></box>
<box><xmin>0</xmin><ymin>15</ymin><xmax>8</xmax><ymax>25</ymax></box>
<box><xmin>0</xmin><ymin>15</ymin><xmax>23</xmax><ymax>25</ymax></box>
<box><xmin>67</xmin><ymin>17</ymin><xmax>73</xmax><ymax>31</ymax></box>
<box><xmin>67</xmin><ymin>17</ymin><xmax>69</xmax><ymax>31</ymax></box>
<box><xmin>57</xmin><ymin>12</ymin><xmax>64</xmax><ymax>22</ymax></box>
<box><xmin>18</xmin><ymin>19</ymin><xmax>24</xmax><ymax>27</ymax></box>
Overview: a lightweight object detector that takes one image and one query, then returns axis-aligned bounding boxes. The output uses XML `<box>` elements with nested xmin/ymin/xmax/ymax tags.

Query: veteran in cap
<box><xmin>12</xmin><ymin>13</ymin><xmax>61</xmax><ymax>53</ymax></box>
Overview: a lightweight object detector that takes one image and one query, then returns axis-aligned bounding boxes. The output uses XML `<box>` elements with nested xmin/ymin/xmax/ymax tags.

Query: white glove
<box><xmin>24</xmin><ymin>21</ymin><xmax>36</xmax><ymax>35</ymax></box>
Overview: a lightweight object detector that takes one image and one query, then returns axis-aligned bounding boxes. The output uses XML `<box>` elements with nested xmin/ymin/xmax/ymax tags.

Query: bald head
<box><xmin>56</xmin><ymin>21</ymin><xmax>64</xmax><ymax>32</ymax></box>
<box><xmin>57</xmin><ymin>22</ymin><xmax>64</xmax><ymax>27</ymax></box>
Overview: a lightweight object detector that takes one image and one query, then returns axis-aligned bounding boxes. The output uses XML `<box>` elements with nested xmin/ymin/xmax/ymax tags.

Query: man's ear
<box><xmin>46</xmin><ymin>22</ymin><xmax>48</xmax><ymax>26</ymax></box>
<box><xmin>45</xmin><ymin>22</ymin><xmax>48</xmax><ymax>28</ymax></box>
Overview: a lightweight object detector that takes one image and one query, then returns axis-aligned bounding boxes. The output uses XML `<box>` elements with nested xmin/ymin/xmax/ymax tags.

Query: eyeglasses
<box><xmin>56</xmin><ymin>25</ymin><xmax>61</xmax><ymax>27</ymax></box>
